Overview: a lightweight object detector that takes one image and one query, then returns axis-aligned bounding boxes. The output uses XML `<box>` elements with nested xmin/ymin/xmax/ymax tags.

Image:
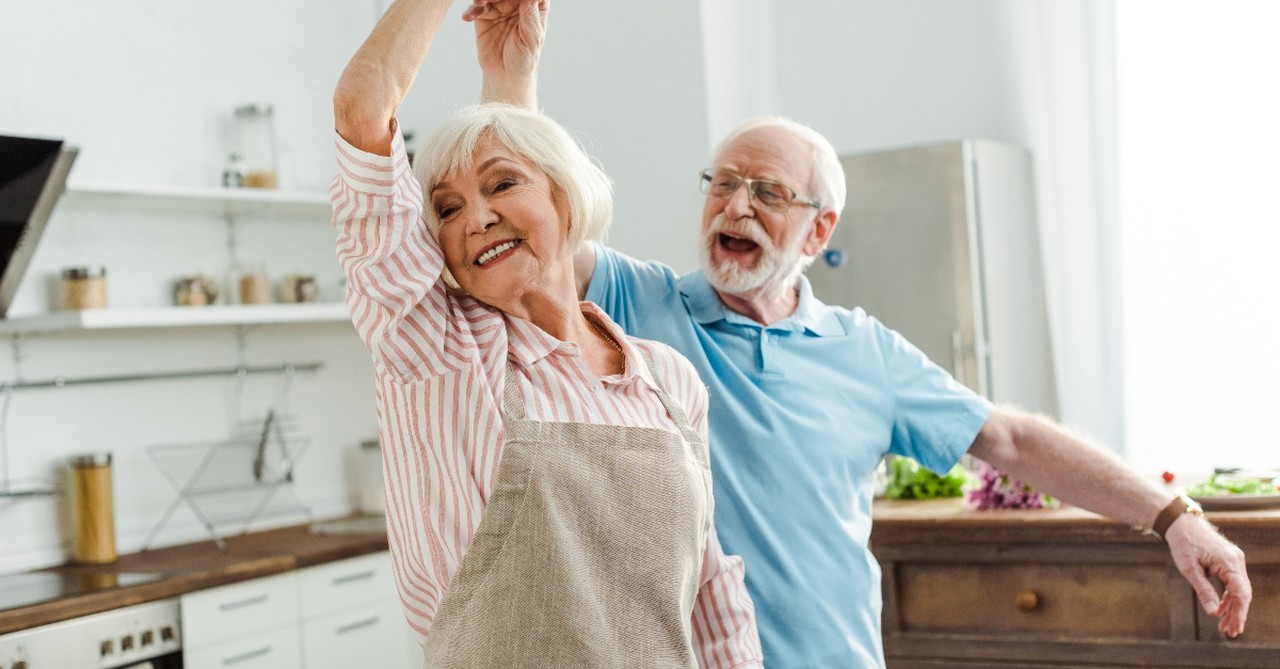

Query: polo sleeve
<box><xmin>877</xmin><ymin>321</ymin><xmax>993</xmax><ymax>475</ymax></box>
<box><xmin>585</xmin><ymin>245</ymin><xmax>681</xmax><ymax>333</ymax></box>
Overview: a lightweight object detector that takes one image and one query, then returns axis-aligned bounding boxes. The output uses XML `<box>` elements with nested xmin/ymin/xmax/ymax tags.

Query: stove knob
<box><xmin>141</xmin><ymin>630</ymin><xmax>155</xmax><ymax>647</ymax></box>
<box><xmin>14</xmin><ymin>661</ymin><xmax>28</xmax><ymax>669</ymax></box>
<box><xmin>121</xmin><ymin>634</ymin><xmax>135</xmax><ymax>651</ymax></box>
<box><xmin>101</xmin><ymin>638</ymin><xmax>115</xmax><ymax>656</ymax></box>
<box><xmin>160</xmin><ymin>625</ymin><xmax>176</xmax><ymax>642</ymax></box>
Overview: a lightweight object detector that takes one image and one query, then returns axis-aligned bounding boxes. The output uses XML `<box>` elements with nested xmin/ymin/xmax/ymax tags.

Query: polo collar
<box><xmin>679</xmin><ymin>271</ymin><xmax>846</xmax><ymax>337</ymax></box>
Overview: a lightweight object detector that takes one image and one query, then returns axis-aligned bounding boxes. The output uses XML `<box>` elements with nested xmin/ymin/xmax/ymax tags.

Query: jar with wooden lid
<box><xmin>60</xmin><ymin>266</ymin><xmax>107</xmax><ymax>310</ymax></box>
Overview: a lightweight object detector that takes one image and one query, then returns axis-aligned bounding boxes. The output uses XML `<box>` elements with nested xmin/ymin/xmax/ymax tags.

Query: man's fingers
<box><xmin>1216</xmin><ymin>592</ymin><xmax>1248</xmax><ymax>638</ymax></box>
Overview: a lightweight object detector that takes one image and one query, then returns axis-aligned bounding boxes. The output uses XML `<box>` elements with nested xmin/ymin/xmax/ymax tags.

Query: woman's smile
<box><xmin>475</xmin><ymin>238</ymin><xmax>522</xmax><ymax>266</ymax></box>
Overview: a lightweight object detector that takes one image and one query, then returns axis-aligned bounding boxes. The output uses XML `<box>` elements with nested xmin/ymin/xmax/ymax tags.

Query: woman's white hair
<box><xmin>412</xmin><ymin>103</ymin><xmax>613</xmax><ymax>251</ymax></box>
<box><xmin>713</xmin><ymin>116</ymin><xmax>846</xmax><ymax>220</ymax></box>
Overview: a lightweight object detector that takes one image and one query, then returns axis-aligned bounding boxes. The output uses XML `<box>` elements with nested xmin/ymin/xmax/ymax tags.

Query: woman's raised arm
<box><xmin>333</xmin><ymin>0</ymin><xmax>453</xmax><ymax>154</ymax></box>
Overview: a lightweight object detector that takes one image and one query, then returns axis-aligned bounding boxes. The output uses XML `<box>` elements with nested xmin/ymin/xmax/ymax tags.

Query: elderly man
<box><xmin>464</xmin><ymin>1</ymin><xmax>1251</xmax><ymax>666</ymax></box>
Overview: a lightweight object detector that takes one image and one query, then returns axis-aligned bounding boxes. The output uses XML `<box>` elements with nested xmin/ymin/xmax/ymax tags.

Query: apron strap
<box><xmin>641</xmin><ymin>353</ymin><xmax>704</xmax><ymax>451</ymax></box>
<box><xmin>502</xmin><ymin>362</ymin><xmax>526</xmax><ymax>421</ymax></box>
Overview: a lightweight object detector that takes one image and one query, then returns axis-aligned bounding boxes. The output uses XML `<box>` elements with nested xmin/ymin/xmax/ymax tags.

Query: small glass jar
<box><xmin>60</xmin><ymin>266</ymin><xmax>107</xmax><ymax>310</ymax></box>
<box><xmin>232</xmin><ymin>103</ymin><xmax>279</xmax><ymax>189</ymax></box>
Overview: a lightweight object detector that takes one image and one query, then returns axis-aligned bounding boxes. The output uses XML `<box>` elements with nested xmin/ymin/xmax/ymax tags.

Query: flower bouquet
<box><xmin>964</xmin><ymin>459</ymin><xmax>1059</xmax><ymax>510</ymax></box>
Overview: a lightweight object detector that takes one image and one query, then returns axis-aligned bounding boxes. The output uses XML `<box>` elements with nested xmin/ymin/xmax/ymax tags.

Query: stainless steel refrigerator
<box><xmin>807</xmin><ymin>140</ymin><xmax>1058</xmax><ymax>417</ymax></box>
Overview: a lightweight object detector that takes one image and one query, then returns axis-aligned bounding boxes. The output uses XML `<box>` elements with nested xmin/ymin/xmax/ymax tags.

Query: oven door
<box><xmin>0</xmin><ymin>599</ymin><xmax>183</xmax><ymax>669</ymax></box>
<box><xmin>110</xmin><ymin>651</ymin><xmax>183</xmax><ymax>669</ymax></box>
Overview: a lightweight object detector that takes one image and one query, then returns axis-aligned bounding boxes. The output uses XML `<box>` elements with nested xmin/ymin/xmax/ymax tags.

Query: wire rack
<box><xmin>142</xmin><ymin>410</ymin><xmax>312</xmax><ymax>551</ymax></box>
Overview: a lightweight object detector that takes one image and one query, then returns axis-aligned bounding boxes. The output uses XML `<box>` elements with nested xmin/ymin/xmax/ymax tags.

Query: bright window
<box><xmin>1117</xmin><ymin>1</ymin><xmax>1280</xmax><ymax>476</ymax></box>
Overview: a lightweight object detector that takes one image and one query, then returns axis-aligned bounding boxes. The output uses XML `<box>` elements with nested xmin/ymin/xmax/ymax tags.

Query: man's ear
<box><xmin>803</xmin><ymin>209</ymin><xmax>839</xmax><ymax>257</ymax></box>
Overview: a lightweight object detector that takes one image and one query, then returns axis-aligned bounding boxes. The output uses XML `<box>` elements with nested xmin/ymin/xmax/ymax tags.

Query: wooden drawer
<box><xmin>896</xmin><ymin>561</ymin><xmax>1171</xmax><ymax>640</ymax></box>
<box><xmin>297</xmin><ymin>551</ymin><xmax>397</xmax><ymax>620</ymax></box>
<box><xmin>181</xmin><ymin>572</ymin><xmax>299</xmax><ymax>648</ymax></box>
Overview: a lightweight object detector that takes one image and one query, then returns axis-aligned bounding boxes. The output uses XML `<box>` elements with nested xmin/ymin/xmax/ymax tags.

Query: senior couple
<box><xmin>330</xmin><ymin>1</ymin><xmax>1251</xmax><ymax>667</ymax></box>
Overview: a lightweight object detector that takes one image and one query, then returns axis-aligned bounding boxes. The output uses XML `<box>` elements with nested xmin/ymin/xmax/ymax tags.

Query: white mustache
<box><xmin>708</xmin><ymin>215</ymin><xmax>774</xmax><ymax>250</ymax></box>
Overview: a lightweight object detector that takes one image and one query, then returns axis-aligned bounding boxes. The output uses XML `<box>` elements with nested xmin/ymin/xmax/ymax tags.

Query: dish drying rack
<box><xmin>141</xmin><ymin>364</ymin><xmax>316</xmax><ymax>551</ymax></box>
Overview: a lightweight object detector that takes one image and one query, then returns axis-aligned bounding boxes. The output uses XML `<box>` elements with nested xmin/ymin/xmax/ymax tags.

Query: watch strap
<box><xmin>1152</xmin><ymin>494</ymin><xmax>1196</xmax><ymax>540</ymax></box>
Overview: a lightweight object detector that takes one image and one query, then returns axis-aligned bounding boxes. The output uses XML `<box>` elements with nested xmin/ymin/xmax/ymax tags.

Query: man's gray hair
<box><xmin>413</xmin><ymin>103</ymin><xmax>613</xmax><ymax>249</ymax></box>
<box><xmin>713</xmin><ymin>116</ymin><xmax>846</xmax><ymax>220</ymax></box>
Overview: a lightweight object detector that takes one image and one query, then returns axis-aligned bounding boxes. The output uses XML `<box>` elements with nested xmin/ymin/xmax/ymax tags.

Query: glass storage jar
<box><xmin>60</xmin><ymin>266</ymin><xmax>107</xmax><ymax>310</ymax></box>
<box><xmin>232</xmin><ymin>103</ymin><xmax>279</xmax><ymax>189</ymax></box>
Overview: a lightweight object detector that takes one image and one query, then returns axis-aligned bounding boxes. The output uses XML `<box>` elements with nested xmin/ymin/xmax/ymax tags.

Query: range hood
<box><xmin>0</xmin><ymin>134</ymin><xmax>79</xmax><ymax>318</ymax></box>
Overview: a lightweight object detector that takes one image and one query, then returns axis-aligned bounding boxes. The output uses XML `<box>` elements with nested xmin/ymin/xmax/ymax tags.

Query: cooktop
<box><xmin>0</xmin><ymin>570</ymin><xmax>163</xmax><ymax>612</ymax></box>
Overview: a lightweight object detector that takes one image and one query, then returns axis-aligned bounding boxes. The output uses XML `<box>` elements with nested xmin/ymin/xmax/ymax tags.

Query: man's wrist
<box><xmin>481</xmin><ymin>74</ymin><xmax>537</xmax><ymax>109</ymax></box>
<box><xmin>1152</xmin><ymin>492</ymin><xmax>1205</xmax><ymax>541</ymax></box>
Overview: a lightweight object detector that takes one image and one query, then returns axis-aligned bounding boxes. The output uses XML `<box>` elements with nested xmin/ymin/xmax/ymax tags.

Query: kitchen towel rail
<box><xmin>1</xmin><ymin>362</ymin><xmax>323</xmax><ymax>391</ymax></box>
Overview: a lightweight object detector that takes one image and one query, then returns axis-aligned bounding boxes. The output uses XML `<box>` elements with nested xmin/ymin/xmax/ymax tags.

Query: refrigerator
<box><xmin>807</xmin><ymin>140</ymin><xmax>1058</xmax><ymax>417</ymax></box>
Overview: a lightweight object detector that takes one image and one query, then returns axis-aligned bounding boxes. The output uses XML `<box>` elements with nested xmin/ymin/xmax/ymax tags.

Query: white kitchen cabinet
<box><xmin>181</xmin><ymin>571</ymin><xmax>301</xmax><ymax>669</ymax></box>
<box><xmin>180</xmin><ymin>552</ymin><xmax>417</xmax><ymax>669</ymax></box>
<box><xmin>298</xmin><ymin>551</ymin><xmax>415</xmax><ymax>669</ymax></box>
<box><xmin>302</xmin><ymin>601</ymin><xmax>411</xmax><ymax>668</ymax></box>
<box><xmin>181</xmin><ymin>572</ymin><xmax>299</xmax><ymax>649</ymax></box>
<box><xmin>184</xmin><ymin>626</ymin><xmax>304</xmax><ymax>669</ymax></box>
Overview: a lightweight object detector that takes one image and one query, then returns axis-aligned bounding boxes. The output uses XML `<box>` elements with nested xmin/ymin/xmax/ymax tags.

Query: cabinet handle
<box><xmin>218</xmin><ymin>593</ymin><xmax>268</xmax><ymax>611</ymax></box>
<box><xmin>1015</xmin><ymin>590</ymin><xmax>1040</xmax><ymax>612</ymax></box>
<box><xmin>335</xmin><ymin>615</ymin><xmax>381</xmax><ymax>635</ymax></box>
<box><xmin>222</xmin><ymin>645</ymin><xmax>272</xmax><ymax>665</ymax></box>
<box><xmin>332</xmin><ymin>569</ymin><xmax>376</xmax><ymax>585</ymax></box>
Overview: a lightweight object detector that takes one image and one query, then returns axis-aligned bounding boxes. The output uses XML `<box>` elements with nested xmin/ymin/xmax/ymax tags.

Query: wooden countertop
<box><xmin>0</xmin><ymin>519</ymin><xmax>388</xmax><ymax>635</ymax></box>
<box><xmin>872</xmin><ymin>498</ymin><xmax>1280</xmax><ymax>548</ymax></box>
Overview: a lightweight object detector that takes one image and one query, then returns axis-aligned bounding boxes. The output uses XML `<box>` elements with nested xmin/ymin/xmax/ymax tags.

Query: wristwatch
<box><xmin>1151</xmin><ymin>492</ymin><xmax>1205</xmax><ymax>540</ymax></box>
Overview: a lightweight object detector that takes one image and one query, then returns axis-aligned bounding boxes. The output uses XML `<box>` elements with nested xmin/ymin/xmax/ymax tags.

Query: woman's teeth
<box><xmin>476</xmin><ymin>240</ymin><xmax>519</xmax><ymax>265</ymax></box>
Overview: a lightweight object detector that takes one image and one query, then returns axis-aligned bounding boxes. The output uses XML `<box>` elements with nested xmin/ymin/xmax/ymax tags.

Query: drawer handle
<box><xmin>222</xmin><ymin>645</ymin><xmax>272</xmax><ymax>665</ymax></box>
<box><xmin>218</xmin><ymin>593</ymin><xmax>269</xmax><ymax>611</ymax></box>
<box><xmin>332</xmin><ymin>570</ymin><xmax>377</xmax><ymax>586</ymax></box>
<box><xmin>1015</xmin><ymin>590</ymin><xmax>1040</xmax><ymax>612</ymax></box>
<box><xmin>336</xmin><ymin>615</ymin><xmax>381</xmax><ymax>635</ymax></box>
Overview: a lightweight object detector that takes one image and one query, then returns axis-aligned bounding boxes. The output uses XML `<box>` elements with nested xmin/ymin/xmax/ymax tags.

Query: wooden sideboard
<box><xmin>870</xmin><ymin>499</ymin><xmax>1280</xmax><ymax>669</ymax></box>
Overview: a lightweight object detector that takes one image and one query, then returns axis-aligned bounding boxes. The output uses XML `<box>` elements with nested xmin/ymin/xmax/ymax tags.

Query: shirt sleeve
<box><xmin>692</xmin><ymin>525</ymin><xmax>765</xmax><ymax>669</ymax></box>
<box><xmin>585</xmin><ymin>244</ymin><xmax>682</xmax><ymax>333</ymax></box>
<box><xmin>329</xmin><ymin>120</ymin><xmax>473</xmax><ymax>381</ymax></box>
<box><xmin>875</xmin><ymin>318</ymin><xmax>994</xmax><ymax>475</ymax></box>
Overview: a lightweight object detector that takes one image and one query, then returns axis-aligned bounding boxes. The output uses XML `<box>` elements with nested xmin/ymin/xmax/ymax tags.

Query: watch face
<box><xmin>1181</xmin><ymin>494</ymin><xmax>1205</xmax><ymax>514</ymax></box>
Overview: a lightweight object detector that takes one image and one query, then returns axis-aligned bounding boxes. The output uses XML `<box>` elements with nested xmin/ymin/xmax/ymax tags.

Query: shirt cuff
<box><xmin>334</xmin><ymin>117</ymin><xmax>411</xmax><ymax>198</ymax></box>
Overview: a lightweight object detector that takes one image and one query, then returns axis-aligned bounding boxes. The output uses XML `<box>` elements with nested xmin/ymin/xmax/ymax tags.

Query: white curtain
<box><xmin>1004</xmin><ymin>0</ymin><xmax>1125</xmax><ymax>450</ymax></box>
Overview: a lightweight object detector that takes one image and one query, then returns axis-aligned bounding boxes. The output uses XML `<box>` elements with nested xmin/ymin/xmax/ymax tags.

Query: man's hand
<box><xmin>464</xmin><ymin>0</ymin><xmax>547</xmax><ymax>107</ymax></box>
<box><xmin>1165</xmin><ymin>514</ymin><xmax>1252</xmax><ymax>638</ymax></box>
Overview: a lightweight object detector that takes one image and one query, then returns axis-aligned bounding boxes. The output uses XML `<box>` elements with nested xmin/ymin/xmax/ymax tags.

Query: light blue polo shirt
<box><xmin>587</xmin><ymin>246</ymin><xmax>992</xmax><ymax>669</ymax></box>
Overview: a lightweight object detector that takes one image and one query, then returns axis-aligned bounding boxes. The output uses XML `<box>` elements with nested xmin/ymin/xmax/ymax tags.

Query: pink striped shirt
<box><xmin>330</xmin><ymin>124</ymin><xmax>762</xmax><ymax>668</ymax></box>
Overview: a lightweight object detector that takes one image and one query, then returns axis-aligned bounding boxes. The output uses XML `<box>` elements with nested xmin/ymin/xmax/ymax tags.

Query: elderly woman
<box><xmin>330</xmin><ymin>1</ymin><xmax>763</xmax><ymax>667</ymax></box>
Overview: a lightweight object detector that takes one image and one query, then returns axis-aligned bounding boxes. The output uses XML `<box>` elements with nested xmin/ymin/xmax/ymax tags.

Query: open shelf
<box><xmin>0</xmin><ymin>303</ymin><xmax>351</xmax><ymax>334</ymax></box>
<box><xmin>62</xmin><ymin>181</ymin><xmax>332</xmax><ymax>219</ymax></box>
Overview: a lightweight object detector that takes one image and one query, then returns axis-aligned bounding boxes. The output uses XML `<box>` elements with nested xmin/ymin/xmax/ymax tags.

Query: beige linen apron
<box><xmin>421</xmin><ymin>354</ymin><xmax>713</xmax><ymax>668</ymax></box>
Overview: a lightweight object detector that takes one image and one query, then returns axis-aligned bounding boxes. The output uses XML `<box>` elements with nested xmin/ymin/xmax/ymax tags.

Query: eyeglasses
<box><xmin>699</xmin><ymin>168</ymin><xmax>822</xmax><ymax>212</ymax></box>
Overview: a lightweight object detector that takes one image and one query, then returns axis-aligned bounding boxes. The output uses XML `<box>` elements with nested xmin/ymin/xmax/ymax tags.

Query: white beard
<box><xmin>699</xmin><ymin>214</ymin><xmax>813</xmax><ymax>299</ymax></box>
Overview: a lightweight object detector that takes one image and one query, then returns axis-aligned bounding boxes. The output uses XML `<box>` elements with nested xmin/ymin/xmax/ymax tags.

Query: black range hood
<box><xmin>0</xmin><ymin>134</ymin><xmax>79</xmax><ymax>318</ymax></box>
